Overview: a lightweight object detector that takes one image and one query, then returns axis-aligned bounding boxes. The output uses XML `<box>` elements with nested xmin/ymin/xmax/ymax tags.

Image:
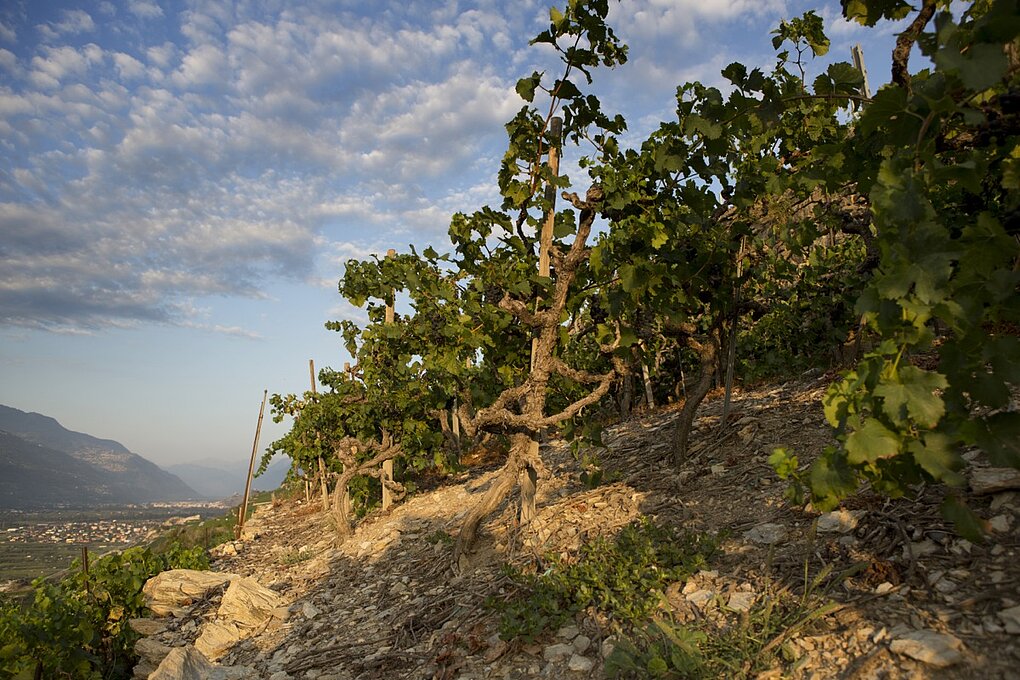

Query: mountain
<box><xmin>0</xmin><ymin>431</ymin><xmax>121</xmax><ymax>507</ymax></box>
<box><xmin>0</xmin><ymin>405</ymin><xmax>199</xmax><ymax>506</ymax></box>
<box><xmin>167</xmin><ymin>458</ymin><xmax>291</xmax><ymax>500</ymax></box>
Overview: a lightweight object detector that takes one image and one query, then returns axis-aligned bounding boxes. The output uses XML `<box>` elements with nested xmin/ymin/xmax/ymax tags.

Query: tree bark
<box><xmin>674</xmin><ymin>329</ymin><xmax>721</xmax><ymax>468</ymax></box>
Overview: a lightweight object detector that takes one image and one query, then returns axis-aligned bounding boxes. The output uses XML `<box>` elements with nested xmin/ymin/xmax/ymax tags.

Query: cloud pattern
<box><xmin>1</xmin><ymin>0</ymin><xmax>848</xmax><ymax>334</ymax></box>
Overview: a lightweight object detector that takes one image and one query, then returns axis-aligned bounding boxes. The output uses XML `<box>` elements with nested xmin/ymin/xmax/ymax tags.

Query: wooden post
<box><xmin>851</xmin><ymin>44</ymin><xmax>872</xmax><ymax>99</ymax></box>
<box><xmin>309</xmin><ymin>359</ymin><xmax>329</xmax><ymax>510</ymax></box>
<box><xmin>237</xmin><ymin>390</ymin><xmax>268</xmax><ymax>539</ymax></box>
<box><xmin>382</xmin><ymin>249</ymin><xmax>396</xmax><ymax>510</ymax></box>
<box><xmin>721</xmin><ymin>237</ymin><xmax>746</xmax><ymax>427</ymax></box>
<box><xmin>641</xmin><ymin>361</ymin><xmax>655</xmax><ymax>409</ymax></box>
<box><xmin>81</xmin><ymin>546</ymin><xmax>89</xmax><ymax>597</ymax></box>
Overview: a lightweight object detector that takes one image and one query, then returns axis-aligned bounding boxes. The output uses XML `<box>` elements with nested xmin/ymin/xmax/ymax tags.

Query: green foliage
<box><xmin>788</xmin><ymin>0</ymin><xmax>1020</xmax><ymax>531</ymax></box>
<box><xmin>604</xmin><ymin>586</ymin><xmax>836</xmax><ymax>679</ymax></box>
<box><xmin>489</xmin><ymin>520</ymin><xmax>717</xmax><ymax>642</ymax></box>
<box><xmin>0</xmin><ymin>543</ymin><xmax>206</xmax><ymax>679</ymax></box>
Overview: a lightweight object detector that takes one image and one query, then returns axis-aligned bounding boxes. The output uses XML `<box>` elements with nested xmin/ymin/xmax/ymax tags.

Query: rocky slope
<box><xmin>132</xmin><ymin>377</ymin><xmax>1020</xmax><ymax>679</ymax></box>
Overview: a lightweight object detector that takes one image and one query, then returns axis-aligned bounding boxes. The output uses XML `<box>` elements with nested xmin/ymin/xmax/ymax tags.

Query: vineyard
<box><xmin>2</xmin><ymin>0</ymin><xmax>1019</xmax><ymax>677</ymax></box>
<box><xmin>263</xmin><ymin>0</ymin><xmax>1018</xmax><ymax>557</ymax></box>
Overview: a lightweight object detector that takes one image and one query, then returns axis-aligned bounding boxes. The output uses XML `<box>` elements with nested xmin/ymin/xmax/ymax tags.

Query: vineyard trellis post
<box><xmin>382</xmin><ymin>248</ymin><xmax>396</xmax><ymax>511</ymax></box>
<box><xmin>237</xmin><ymin>389</ymin><xmax>268</xmax><ymax>539</ymax></box>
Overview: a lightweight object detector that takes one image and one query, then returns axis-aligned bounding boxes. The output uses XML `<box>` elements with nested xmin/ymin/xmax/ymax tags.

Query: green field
<box><xmin>0</xmin><ymin>541</ymin><xmax>122</xmax><ymax>583</ymax></box>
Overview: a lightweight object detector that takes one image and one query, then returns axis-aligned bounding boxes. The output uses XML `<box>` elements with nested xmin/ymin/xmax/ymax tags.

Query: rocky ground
<box><xmin>131</xmin><ymin>376</ymin><xmax>1020</xmax><ymax>679</ymax></box>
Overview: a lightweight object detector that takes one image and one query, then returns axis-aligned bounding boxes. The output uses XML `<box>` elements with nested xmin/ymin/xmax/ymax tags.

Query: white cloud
<box><xmin>0</xmin><ymin>48</ymin><xmax>16</xmax><ymax>72</ymax></box>
<box><xmin>127</xmin><ymin>0</ymin><xmax>164</xmax><ymax>20</ymax></box>
<box><xmin>172</xmin><ymin>43</ymin><xmax>227</xmax><ymax>88</ymax></box>
<box><xmin>112</xmin><ymin>52</ymin><xmax>145</xmax><ymax>80</ymax></box>
<box><xmin>0</xmin><ymin>22</ymin><xmax>15</xmax><ymax>44</ymax></box>
<box><xmin>41</xmin><ymin>9</ymin><xmax>96</xmax><ymax>39</ymax></box>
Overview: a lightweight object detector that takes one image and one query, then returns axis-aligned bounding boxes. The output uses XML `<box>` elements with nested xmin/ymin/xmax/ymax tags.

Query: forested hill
<box><xmin>0</xmin><ymin>405</ymin><xmax>198</xmax><ymax>506</ymax></box>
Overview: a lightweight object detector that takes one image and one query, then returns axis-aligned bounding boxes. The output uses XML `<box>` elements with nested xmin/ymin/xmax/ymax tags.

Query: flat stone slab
<box><xmin>970</xmin><ymin>467</ymin><xmax>1020</xmax><ymax>495</ymax></box>
<box><xmin>143</xmin><ymin>570</ymin><xmax>237</xmax><ymax>617</ymax></box>
<box><xmin>889</xmin><ymin>630</ymin><xmax>964</xmax><ymax>667</ymax></box>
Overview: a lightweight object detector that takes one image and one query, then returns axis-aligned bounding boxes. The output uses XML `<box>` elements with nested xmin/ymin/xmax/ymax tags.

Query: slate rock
<box><xmin>743</xmin><ymin>523</ymin><xmax>787</xmax><ymax>545</ymax></box>
<box><xmin>970</xmin><ymin>467</ymin><xmax>1020</xmax><ymax>495</ymax></box>
<box><xmin>195</xmin><ymin>620</ymin><xmax>240</xmax><ymax>660</ymax></box>
<box><xmin>889</xmin><ymin>630</ymin><xmax>964</xmax><ymax>667</ymax></box>
<box><xmin>149</xmin><ymin>646</ymin><xmax>225</xmax><ymax>680</ymax></box>
<box><xmin>568</xmin><ymin>654</ymin><xmax>594</xmax><ymax>672</ymax></box>
<box><xmin>143</xmin><ymin>570</ymin><xmax>237</xmax><ymax>617</ymax></box>
<box><xmin>816</xmin><ymin>509</ymin><xmax>861</xmax><ymax>533</ymax></box>
<box><xmin>217</xmin><ymin>576</ymin><xmax>283</xmax><ymax>629</ymax></box>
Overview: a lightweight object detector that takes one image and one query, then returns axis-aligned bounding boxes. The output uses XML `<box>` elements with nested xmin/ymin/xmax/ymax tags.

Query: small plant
<box><xmin>606</xmin><ymin>563</ymin><xmax>842</xmax><ymax>678</ymax></box>
<box><xmin>425</xmin><ymin>530</ymin><xmax>454</xmax><ymax>546</ymax></box>
<box><xmin>488</xmin><ymin>519</ymin><xmax>717</xmax><ymax>642</ymax></box>
<box><xmin>281</xmin><ymin>549</ymin><xmax>314</xmax><ymax>565</ymax></box>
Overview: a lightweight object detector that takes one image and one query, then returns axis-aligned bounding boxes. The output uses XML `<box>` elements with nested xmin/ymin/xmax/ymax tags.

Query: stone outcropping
<box><xmin>132</xmin><ymin>568</ymin><xmax>281</xmax><ymax>679</ymax></box>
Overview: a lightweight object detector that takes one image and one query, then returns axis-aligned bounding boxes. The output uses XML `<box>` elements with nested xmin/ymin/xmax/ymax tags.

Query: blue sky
<box><xmin>0</xmin><ymin>0</ymin><xmax>905</xmax><ymax>470</ymax></box>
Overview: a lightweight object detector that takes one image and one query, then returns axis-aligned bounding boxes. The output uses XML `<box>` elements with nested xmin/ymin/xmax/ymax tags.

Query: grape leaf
<box><xmin>845</xmin><ymin>418</ymin><xmax>900</xmax><ymax>464</ymax></box>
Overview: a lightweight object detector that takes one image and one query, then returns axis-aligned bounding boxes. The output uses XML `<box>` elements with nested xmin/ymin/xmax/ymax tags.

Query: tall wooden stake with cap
<box><xmin>237</xmin><ymin>389</ymin><xmax>268</xmax><ymax>539</ymax></box>
<box><xmin>382</xmin><ymin>248</ymin><xmax>396</xmax><ymax>510</ymax></box>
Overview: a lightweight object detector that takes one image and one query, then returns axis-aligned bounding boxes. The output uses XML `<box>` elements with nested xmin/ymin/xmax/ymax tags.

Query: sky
<box><xmin>0</xmin><ymin>0</ymin><xmax>909</xmax><ymax>470</ymax></box>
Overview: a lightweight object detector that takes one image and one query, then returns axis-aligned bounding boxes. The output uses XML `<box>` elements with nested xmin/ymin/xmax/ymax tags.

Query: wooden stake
<box><xmin>641</xmin><ymin>361</ymin><xmax>655</xmax><ymax>409</ymax></box>
<box><xmin>851</xmin><ymin>43</ymin><xmax>872</xmax><ymax>99</ymax></box>
<box><xmin>382</xmin><ymin>249</ymin><xmax>395</xmax><ymax>510</ymax></box>
<box><xmin>81</xmin><ymin>546</ymin><xmax>89</xmax><ymax>597</ymax></box>
<box><xmin>309</xmin><ymin>359</ymin><xmax>317</xmax><ymax>393</ymax></box>
<box><xmin>721</xmin><ymin>237</ymin><xmax>746</xmax><ymax>427</ymax></box>
<box><xmin>238</xmin><ymin>390</ymin><xmax>268</xmax><ymax>539</ymax></box>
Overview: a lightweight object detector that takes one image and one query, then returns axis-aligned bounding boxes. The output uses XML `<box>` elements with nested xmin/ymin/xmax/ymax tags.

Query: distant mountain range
<box><xmin>0</xmin><ymin>404</ymin><xmax>200</xmax><ymax>507</ymax></box>
<box><xmin>166</xmin><ymin>458</ymin><xmax>290</xmax><ymax>501</ymax></box>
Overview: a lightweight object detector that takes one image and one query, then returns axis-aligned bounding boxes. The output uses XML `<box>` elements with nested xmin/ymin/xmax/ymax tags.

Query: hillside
<box><xmin>0</xmin><ymin>405</ymin><xmax>198</xmax><ymax>505</ymax></box>
<box><xmin>0</xmin><ymin>431</ymin><xmax>122</xmax><ymax>507</ymax></box>
<box><xmin>129</xmin><ymin>377</ymin><xmax>1020</xmax><ymax>679</ymax></box>
<box><xmin>167</xmin><ymin>459</ymin><xmax>291</xmax><ymax>501</ymax></box>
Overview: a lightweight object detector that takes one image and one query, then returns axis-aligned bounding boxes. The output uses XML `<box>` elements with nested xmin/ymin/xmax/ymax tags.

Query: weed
<box><xmin>425</xmin><ymin>530</ymin><xmax>454</xmax><ymax>546</ymax></box>
<box><xmin>605</xmin><ymin>561</ymin><xmax>843</xmax><ymax>679</ymax></box>
<box><xmin>488</xmin><ymin>519</ymin><xmax>717</xmax><ymax>642</ymax></box>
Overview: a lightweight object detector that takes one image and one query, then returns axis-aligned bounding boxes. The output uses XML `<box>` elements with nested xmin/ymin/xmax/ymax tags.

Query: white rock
<box><xmin>889</xmin><ymin>630</ymin><xmax>964</xmax><ymax>667</ymax></box>
<box><xmin>217</xmin><ymin>577</ymin><xmax>283</xmax><ymax>629</ymax></box>
<box><xmin>989</xmin><ymin>514</ymin><xmax>1011</xmax><ymax>533</ymax></box>
<box><xmin>301</xmin><ymin>601</ymin><xmax>320</xmax><ymax>619</ymax></box>
<box><xmin>143</xmin><ymin>570</ymin><xmax>237</xmax><ymax>617</ymax></box>
<box><xmin>816</xmin><ymin>509</ymin><xmax>861</xmax><ymax>533</ymax></box>
<box><xmin>875</xmin><ymin>582</ymin><xmax>895</xmax><ymax>595</ymax></box>
<box><xmin>148</xmin><ymin>646</ymin><xmax>225</xmax><ymax>680</ymax></box>
<box><xmin>743</xmin><ymin>523</ymin><xmax>787</xmax><ymax>545</ymax></box>
<box><xmin>685</xmin><ymin>589</ymin><xmax>714</xmax><ymax>608</ymax></box>
<box><xmin>1000</xmin><ymin>605</ymin><xmax>1020</xmax><ymax>634</ymax></box>
<box><xmin>572</xmin><ymin>634</ymin><xmax>591</xmax><ymax>653</ymax></box>
<box><xmin>567</xmin><ymin>654</ymin><xmax>594</xmax><ymax>672</ymax></box>
<box><xmin>195</xmin><ymin>620</ymin><xmax>240</xmax><ymax>660</ymax></box>
<box><xmin>727</xmin><ymin>591</ymin><xmax>755</xmax><ymax>612</ymax></box>
<box><xmin>543</xmin><ymin>643</ymin><xmax>574</xmax><ymax>661</ymax></box>
<box><xmin>556</xmin><ymin>624</ymin><xmax>580</xmax><ymax>640</ymax></box>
